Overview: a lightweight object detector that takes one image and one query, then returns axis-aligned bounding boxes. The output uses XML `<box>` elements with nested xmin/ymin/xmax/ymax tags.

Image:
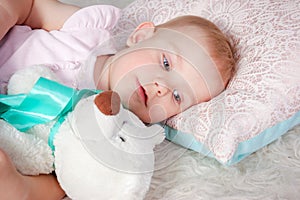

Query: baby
<box><xmin>0</xmin><ymin>0</ymin><xmax>235</xmax><ymax>199</ymax></box>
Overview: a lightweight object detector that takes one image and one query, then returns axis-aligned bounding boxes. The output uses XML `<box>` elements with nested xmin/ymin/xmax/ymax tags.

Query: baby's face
<box><xmin>107</xmin><ymin>29</ymin><xmax>224</xmax><ymax>123</ymax></box>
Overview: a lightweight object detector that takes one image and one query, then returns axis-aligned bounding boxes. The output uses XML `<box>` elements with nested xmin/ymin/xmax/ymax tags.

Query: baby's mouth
<box><xmin>138</xmin><ymin>83</ymin><xmax>148</xmax><ymax>107</ymax></box>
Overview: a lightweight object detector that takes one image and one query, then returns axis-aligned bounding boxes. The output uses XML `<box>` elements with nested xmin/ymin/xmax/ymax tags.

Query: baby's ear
<box><xmin>126</xmin><ymin>22</ymin><xmax>155</xmax><ymax>46</ymax></box>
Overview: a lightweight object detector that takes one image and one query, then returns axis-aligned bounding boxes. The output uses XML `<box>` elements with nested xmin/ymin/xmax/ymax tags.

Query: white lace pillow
<box><xmin>113</xmin><ymin>0</ymin><xmax>300</xmax><ymax>164</ymax></box>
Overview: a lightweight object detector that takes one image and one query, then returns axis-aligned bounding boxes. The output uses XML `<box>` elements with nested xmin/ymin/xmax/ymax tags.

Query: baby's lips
<box><xmin>94</xmin><ymin>91</ymin><xmax>121</xmax><ymax>115</ymax></box>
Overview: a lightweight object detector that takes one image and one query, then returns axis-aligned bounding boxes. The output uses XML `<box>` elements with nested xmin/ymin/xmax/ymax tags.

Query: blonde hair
<box><xmin>156</xmin><ymin>15</ymin><xmax>236</xmax><ymax>87</ymax></box>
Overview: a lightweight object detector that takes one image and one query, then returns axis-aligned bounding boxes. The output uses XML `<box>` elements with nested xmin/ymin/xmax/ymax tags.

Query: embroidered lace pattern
<box><xmin>112</xmin><ymin>0</ymin><xmax>300</xmax><ymax>162</ymax></box>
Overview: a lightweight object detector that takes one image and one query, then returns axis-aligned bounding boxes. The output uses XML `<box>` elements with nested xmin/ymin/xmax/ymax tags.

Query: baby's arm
<box><xmin>0</xmin><ymin>0</ymin><xmax>79</xmax><ymax>40</ymax></box>
<box><xmin>0</xmin><ymin>0</ymin><xmax>32</xmax><ymax>40</ymax></box>
<box><xmin>24</xmin><ymin>0</ymin><xmax>80</xmax><ymax>31</ymax></box>
<box><xmin>0</xmin><ymin>148</ymin><xmax>65</xmax><ymax>200</ymax></box>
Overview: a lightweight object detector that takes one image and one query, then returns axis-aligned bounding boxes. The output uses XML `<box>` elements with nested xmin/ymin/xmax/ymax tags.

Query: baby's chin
<box><xmin>129</xmin><ymin>108</ymin><xmax>151</xmax><ymax>124</ymax></box>
<box><xmin>124</xmin><ymin>96</ymin><xmax>168</xmax><ymax>123</ymax></box>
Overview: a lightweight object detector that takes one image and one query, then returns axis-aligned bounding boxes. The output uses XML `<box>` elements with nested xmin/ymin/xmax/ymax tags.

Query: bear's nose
<box><xmin>94</xmin><ymin>91</ymin><xmax>121</xmax><ymax>115</ymax></box>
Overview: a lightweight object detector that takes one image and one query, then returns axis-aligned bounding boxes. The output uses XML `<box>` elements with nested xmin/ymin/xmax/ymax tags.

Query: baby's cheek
<box><xmin>148</xmin><ymin>104</ymin><xmax>168</xmax><ymax>123</ymax></box>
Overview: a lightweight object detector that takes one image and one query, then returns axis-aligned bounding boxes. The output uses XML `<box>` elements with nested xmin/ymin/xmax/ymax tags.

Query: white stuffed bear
<box><xmin>0</xmin><ymin>66</ymin><xmax>165</xmax><ymax>200</ymax></box>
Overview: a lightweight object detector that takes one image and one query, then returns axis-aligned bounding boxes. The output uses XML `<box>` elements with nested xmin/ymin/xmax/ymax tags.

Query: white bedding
<box><xmin>61</xmin><ymin>0</ymin><xmax>300</xmax><ymax>199</ymax></box>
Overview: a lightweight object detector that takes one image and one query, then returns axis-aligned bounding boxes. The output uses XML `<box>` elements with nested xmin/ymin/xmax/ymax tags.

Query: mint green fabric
<box><xmin>165</xmin><ymin>111</ymin><xmax>300</xmax><ymax>165</ymax></box>
<box><xmin>0</xmin><ymin>77</ymin><xmax>100</xmax><ymax>150</ymax></box>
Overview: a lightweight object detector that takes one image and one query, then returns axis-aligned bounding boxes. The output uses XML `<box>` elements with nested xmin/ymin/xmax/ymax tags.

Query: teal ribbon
<box><xmin>0</xmin><ymin>78</ymin><xmax>101</xmax><ymax>151</ymax></box>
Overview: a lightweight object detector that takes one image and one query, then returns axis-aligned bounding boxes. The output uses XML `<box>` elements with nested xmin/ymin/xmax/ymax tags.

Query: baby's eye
<box><xmin>162</xmin><ymin>55</ymin><xmax>170</xmax><ymax>71</ymax></box>
<box><xmin>173</xmin><ymin>89</ymin><xmax>181</xmax><ymax>103</ymax></box>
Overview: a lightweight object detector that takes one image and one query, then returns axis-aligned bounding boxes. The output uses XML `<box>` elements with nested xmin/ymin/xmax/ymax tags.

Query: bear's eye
<box><xmin>119</xmin><ymin>136</ymin><xmax>126</xmax><ymax>142</ymax></box>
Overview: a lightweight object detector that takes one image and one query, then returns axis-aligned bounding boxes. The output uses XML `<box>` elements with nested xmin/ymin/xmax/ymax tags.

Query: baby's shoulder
<box><xmin>61</xmin><ymin>5</ymin><xmax>121</xmax><ymax>31</ymax></box>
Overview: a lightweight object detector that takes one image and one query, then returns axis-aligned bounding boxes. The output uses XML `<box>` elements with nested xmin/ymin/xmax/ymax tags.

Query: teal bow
<box><xmin>0</xmin><ymin>78</ymin><xmax>101</xmax><ymax>150</ymax></box>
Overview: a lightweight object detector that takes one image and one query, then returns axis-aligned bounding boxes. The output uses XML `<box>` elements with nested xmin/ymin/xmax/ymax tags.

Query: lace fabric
<box><xmin>112</xmin><ymin>0</ymin><xmax>300</xmax><ymax>162</ymax></box>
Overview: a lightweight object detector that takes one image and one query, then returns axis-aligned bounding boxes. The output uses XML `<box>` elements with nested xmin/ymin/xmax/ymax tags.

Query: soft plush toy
<box><xmin>0</xmin><ymin>66</ymin><xmax>165</xmax><ymax>200</ymax></box>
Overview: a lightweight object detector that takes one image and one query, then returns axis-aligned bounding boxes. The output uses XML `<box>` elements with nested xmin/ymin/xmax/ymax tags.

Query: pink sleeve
<box><xmin>61</xmin><ymin>5</ymin><xmax>121</xmax><ymax>32</ymax></box>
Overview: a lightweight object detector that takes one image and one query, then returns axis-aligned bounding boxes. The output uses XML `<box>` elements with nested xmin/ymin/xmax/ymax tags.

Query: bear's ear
<box><xmin>94</xmin><ymin>91</ymin><xmax>121</xmax><ymax>115</ymax></box>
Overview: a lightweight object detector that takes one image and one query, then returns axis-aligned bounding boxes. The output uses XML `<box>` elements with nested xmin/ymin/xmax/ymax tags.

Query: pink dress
<box><xmin>0</xmin><ymin>5</ymin><xmax>120</xmax><ymax>93</ymax></box>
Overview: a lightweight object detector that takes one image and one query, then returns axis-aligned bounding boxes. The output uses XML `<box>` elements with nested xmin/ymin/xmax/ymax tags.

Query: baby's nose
<box><xmin>154</xmin><ymin>82</ymin><xmax>169</xmax><ymax>97</ymax></box>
